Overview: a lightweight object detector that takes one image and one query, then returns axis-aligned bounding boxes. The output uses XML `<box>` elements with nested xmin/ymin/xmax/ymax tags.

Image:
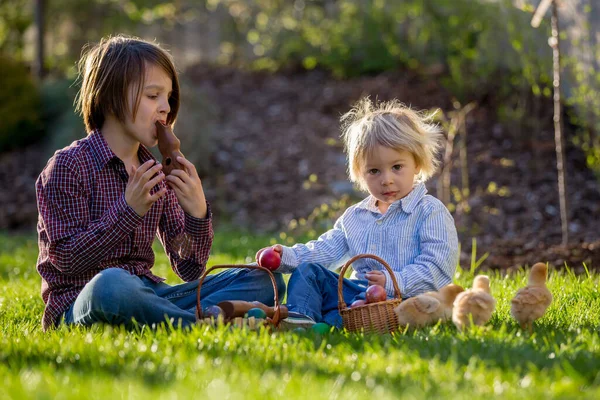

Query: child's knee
<box><xmin>87</xmin><ymin>268</ymin><xmax>142</xmax><ymax>309</ymax></box>
<box><xmin>255</xmin><ymin>269</ymin><xmax>286</xmax><ymax>299</ymax></box>
<box><xmin>291</xmin><ymin>262</ymin><xmax>325</xmax><ymax>280</ymax></box>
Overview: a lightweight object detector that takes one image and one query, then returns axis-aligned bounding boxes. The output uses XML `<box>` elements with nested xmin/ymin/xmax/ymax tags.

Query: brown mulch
<box><xmin>3</xmin><ymin>65</ymin><xmax>600</xmax><ymax>270</ymax></box>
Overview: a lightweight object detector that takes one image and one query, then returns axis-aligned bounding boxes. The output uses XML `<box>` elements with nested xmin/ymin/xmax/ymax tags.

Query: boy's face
<box><xmin>123</xmin><ymin>63</ymin><xmax>173</xmax><ymax>148</ymax></box>
<box><xmin>362</xmin><ymin>145</ymin><xmax>420</xmax><ymax>214</ymax></box>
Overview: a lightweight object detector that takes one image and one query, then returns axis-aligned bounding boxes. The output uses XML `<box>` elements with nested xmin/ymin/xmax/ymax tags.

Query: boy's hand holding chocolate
<box><xmin>155</xmin><ymin>121</ymin><xmax>208</xmax><ymax>219</ymax></box>
<box><xmin>125</xmin><ymin>160</ymin><xmax>167</xmax><ymax>216</ymax></box>
<box><xmin>165</xmin><ymin>156</ymin><xmax>208</xmax><ymax>219</ymax></box>
<box><xmin>156</xmin><ymin>121</ymin><xmax>184</xmax><ymax>175</ymax></box>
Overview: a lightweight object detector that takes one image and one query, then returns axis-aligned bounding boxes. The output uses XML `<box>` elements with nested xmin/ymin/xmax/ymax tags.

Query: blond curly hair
<box><xmin>341</xmin><ymin>97</ymin><xmax>443</xmax><ymax>191</ymax></box>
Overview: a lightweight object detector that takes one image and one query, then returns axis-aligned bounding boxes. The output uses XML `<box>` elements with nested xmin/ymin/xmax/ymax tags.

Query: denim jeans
<box><xmin>63</xmin><ymin>267</ymin><xmax>286</xmax><ymax>329</ymax></box>
<box><xmin>285</xmin><ymin>262</ymin><xmax>370</xmax><ymax>328</ymax></box>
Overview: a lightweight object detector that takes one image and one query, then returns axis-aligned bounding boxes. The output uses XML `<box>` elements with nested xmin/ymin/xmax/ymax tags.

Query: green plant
<box><xmin>0</xmin><ymin>56</ymin><xmax>42</xmax><ymax>153</ymax></box>
<box><xmin>210</xmin><ymin>0</ymin><xmax>548</xmax><ymax>101</ymax></box>
<box><xmin>0</xmin><ymin>0</ymin><xmax>31</xmax><ymax>62</ymax></box>
<box><xmin>39</xmin><ymin>78</ymin><xmax>85</xmax><ymax>159</ymax></box>
<box><xmin>1</xmin><ymin>231</ymin><xmax>600</xmax><ymax>399</ymax></box>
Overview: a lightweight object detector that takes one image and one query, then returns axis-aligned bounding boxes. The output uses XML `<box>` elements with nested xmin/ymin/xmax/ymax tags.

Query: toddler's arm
<box><xmin>277</xmin><ymin>215</ymin><xmax>350</xmax><ymax>273</ymax></box>
<box><xmin>382</xmin><ymin>205</ymin><xmax>458</xmax><ymax>298</ymax></box>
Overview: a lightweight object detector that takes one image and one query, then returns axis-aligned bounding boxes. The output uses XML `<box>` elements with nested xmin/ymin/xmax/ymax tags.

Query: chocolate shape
<box><xmin>156</xmin><ymin>121</ymin><xmax>184</xmax><ymax>175</ymax></box>
<box><xmin>216</xmin><ymin>300</ymin><xmax>289</xmax><ymax>319</ymax></box>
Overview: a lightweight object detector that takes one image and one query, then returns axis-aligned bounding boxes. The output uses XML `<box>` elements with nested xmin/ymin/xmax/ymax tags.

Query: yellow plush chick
<box><xmin>510</xmin><ymin>262</ymin><xmax>552</xmax><ymax>331</ymax></box>
<box><xmin>452</xmin><ymin>275</ymin><xmax>496</xmax><ymax>330</ymax></box>
<box><xmin>394</xmin><ymin>284</ymin><xmax>465</xmax><ymax>329</ymax></box>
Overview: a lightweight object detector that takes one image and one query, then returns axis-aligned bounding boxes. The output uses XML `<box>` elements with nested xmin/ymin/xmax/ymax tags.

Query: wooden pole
<box><xmin>439</xmin><ymin>111</ymin><xmax>459</xmax><ymax>206</ymax></box>
<box><xmin>531</xmin><ymin>0</ymin><xmax>552</xmax><ymax>28</ymax></box>
<box><xmin>33</xmin><ymin>0</ymin><xmax>45</xmax><ymax>81</ymax></box>
<box><xmin>458</xmin><ymin>102</ymin><xmax>476</xmax><ymax>198</ymax></box>
<box><xmin>531</xmin><ymin>0</ymin><xmax>569</xmax><ymax>246</ymax></box>
<box><xmin>550</xmin><ymin>1</ymin><xmax>569</xmax><ymax>246</ymax></box>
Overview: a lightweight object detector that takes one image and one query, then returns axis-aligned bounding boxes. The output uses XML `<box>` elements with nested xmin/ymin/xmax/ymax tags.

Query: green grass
<box><xmin>1</xmin><ymin>231</ymin><xmax>599</xmax><ymax>399</ymax></box>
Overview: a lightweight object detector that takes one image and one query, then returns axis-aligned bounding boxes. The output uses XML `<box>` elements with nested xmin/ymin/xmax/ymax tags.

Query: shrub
<box><xmin>40</xmin><ymin>78</ymin><xmax>86</xmax><ymax>159</ymax></box>
<box><xmin>212</xmin><ymin>0</ymin><xmax>550</xmax><ymax>102</ymax></box>
<box><xmin>0</xmin><ymin>56</ymin><xmax>43</xmax><ymax>153</ymax></box>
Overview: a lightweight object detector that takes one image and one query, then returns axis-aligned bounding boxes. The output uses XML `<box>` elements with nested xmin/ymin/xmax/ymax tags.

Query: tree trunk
<box><xmin>551</xmin><ymin>1</ymin><xmax>569</xmax><ymax>246</ymax></box>
<box><xmin>34</xmin><ymin>0</ymin><xmax>45</xmax><ymax>82</ymax></box>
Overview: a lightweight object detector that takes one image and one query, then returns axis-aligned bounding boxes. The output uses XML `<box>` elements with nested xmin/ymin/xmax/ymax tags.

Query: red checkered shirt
<box><xmin>35</xmin><ymin>131</ymin><xmax>213</xmax><ymax>330</ymax></box>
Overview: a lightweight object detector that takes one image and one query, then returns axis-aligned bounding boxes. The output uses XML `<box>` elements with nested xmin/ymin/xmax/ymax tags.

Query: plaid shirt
<box><xmin>36</xmin><ymin>131</ymin><xmax>213</xmax><ymax>330</ymax></box>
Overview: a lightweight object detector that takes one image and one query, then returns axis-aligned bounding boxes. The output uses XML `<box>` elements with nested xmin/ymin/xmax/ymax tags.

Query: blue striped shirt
<box><xmin>280</xmin><ymin>182</ymin><xmax>458</xmax><ymax>298</ymax></box>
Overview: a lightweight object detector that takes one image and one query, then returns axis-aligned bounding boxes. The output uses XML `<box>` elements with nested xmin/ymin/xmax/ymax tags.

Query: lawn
<box><xmin>1</xmin><ymin>231</ymin><xmax>599</xmax><ymax>399</ymax></box>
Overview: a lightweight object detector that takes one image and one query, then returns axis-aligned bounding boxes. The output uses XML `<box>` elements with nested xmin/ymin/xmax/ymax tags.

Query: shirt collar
<box><xmin>399</xmin><ymin>182</ymin><xmax>427</xmax><ymax>214</ymax></box>
<box><xmin>358</xmin><ymin>182</ymin><xmax>428</xmax><ymax>214</ymax></box>
<box><xmin>88</xmin><ymin>130</ymin><xmax>156</xmax><ymax>171</ymax></box>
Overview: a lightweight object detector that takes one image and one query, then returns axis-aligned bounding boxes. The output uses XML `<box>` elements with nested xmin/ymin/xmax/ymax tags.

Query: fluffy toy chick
<box><xmin>511</xmin><ymin>262</ymin><xmax>552</xmax><ymax>331</ymax></box>
<box><xmin>452</xmin><ymin>275</ymin><xmax>496</xmax><ymax>330</ymax></box>
<box><xmin>394</xmin><ymin>284</ymin><xmax>464</xmax><ymax>329</ymax></box>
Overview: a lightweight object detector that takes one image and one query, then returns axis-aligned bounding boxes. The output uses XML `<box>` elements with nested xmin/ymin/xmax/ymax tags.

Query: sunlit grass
<box><xmin>1</xmin><ymin>230</ymin><xmax>599</xmax><ymax>399</ymax></box>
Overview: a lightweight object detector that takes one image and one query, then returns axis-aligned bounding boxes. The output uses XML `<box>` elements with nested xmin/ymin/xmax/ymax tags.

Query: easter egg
<box><xmin>365</xmin><ymin>284</ymin><xmax>387</xmax><ymax>303</ymax></box>
<box><xmin>350</xmin><ymin>299</ymin><xmax>367</xmax><ymax>308</ymax></box>
<box><xmin>245</xmin><ymin>307</ymin><xmax>267</xmax><ymax>319</ymax></box>
<box><xmin>203</xmin><ymin>305</ymin><xmax>225</xmax><ymax>319</ymax></box>
<box><xmin>311</xmin><ymin>322</ymin><xmax>331</xmax><ymax>334</ymax></box>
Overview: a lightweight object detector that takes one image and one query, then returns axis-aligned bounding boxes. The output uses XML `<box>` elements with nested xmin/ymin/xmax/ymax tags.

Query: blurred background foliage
<box><xmin>0</xmin><ymin>0</ymin><xmax>599</xmax><ymax>215</ymax></box>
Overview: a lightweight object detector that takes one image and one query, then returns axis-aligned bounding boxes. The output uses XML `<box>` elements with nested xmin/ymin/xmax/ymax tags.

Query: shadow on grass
<box><xmin>4</xmin><ymin>320</ymin><xmax>598</xmax><ymax>394</ymax></box>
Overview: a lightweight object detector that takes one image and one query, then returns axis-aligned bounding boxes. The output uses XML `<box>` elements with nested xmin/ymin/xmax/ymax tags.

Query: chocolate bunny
<box><xmin>155</xmin><ymin>121</ymin><xmax>184</xmax><ymax>175</ymax></box>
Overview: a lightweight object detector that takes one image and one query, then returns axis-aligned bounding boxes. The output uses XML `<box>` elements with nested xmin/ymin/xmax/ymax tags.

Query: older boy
<box><xmin>36</xmin><ymin>35</ymin><xmax>284</xmax><ymax>331</ymax></box>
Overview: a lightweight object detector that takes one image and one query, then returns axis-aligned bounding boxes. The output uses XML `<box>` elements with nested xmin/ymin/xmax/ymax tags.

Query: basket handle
<box><xmin>196</xmin><ymin>264</ymin><xmax>283</xmax><ymax>327</ymax></box>
<box><xmin>337</xmin><ymin>254</ymin><xmax>402</xmax><ymax>312</ymax></box>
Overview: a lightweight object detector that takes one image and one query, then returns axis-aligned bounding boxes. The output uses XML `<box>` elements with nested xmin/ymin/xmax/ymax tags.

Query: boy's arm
<box><xmin>277</xmin><ymin>215</ymin><xmax>349</xmax><ymax>273</ymax></box>
<box><xmin>382</xmin><ymin>206</ymin><xmax>458</xmax><ymax>298</ymax></box>
<box><xmin>156</xmin><ymin>187</ymin><xmax>213</xmax><ymax>282</ymax></box>
<box><xmin>38</xmin><ymin>156</ymin><xmax>143</xmax><ymax>275</ymax></box>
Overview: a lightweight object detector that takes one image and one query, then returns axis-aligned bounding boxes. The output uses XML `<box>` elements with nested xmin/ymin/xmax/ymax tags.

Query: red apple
<box><xmin>350</xmin><ymin>299</ymin><xmax>367</xmax><ymax>308</ymax></box>
<box><xmin>258</xmin><ymin>248</ymin><xmax>281</xmax><ymax>271</ymax></box>
<box><xmin>255</xmin><ymin>248</ymin><xmax>266</xmax><ymax>263</ymax></box>
<box><xmin>365</xmin><ymin>285</ymin><xmax>387</xmax><ymax>304</ymax></box>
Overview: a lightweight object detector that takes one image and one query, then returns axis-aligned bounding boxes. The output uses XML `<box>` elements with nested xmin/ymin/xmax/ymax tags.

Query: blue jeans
<box><xmin>63</xmin><ymin>267</ymin><xmax>286</xmax><ymax>329</ymax></box>
<box><xmin>285</xmin><ymin>263</ymin><xmax>369</xmax><ymax>328</ymax></box>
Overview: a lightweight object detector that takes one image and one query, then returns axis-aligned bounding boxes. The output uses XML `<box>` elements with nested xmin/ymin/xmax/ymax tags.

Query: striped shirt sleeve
<box><xmin>278</xmin><ymin>213</ymin><xmax>350</xmax><ymax>273</ymax></box>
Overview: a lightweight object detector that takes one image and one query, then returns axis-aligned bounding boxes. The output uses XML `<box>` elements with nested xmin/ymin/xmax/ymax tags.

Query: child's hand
<box><xmin>125</xmin><ymin>160</ymin><xmax>167</xmax><ymax>216</ymax></box>
<box><xmin>365</xmin><ymin>270</ymin><xmax>386</xmax><ymax>287</ymax></box>
<box><xmin>255</xmin><ymin>245</ymin><xmax>283</xmax><ymax>262</ymax></box>
<box><xmin>165</xmin><ymin>156</ymin><xmax>207</xmax><ymax>218</ymax></box>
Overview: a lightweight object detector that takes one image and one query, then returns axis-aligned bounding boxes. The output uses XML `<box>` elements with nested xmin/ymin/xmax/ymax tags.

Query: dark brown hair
<box><xmin>75</xmin><ymin>34</ymin><xmax>180</xmax><ymax>133</ymax></box>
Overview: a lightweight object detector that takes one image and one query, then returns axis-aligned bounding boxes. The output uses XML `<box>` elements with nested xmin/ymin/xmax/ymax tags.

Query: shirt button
<box><xmin>370</xmin><ymin>244</ymin><xmax>376</xmax><ymax>251</ymax></box>
<box><xmin>376</xmin><ymin>220</ymin><xmax>382</xmax><ymax>225</ymax></box>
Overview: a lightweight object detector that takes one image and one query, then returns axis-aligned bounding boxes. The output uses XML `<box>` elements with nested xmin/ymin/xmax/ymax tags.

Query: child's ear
<box><xmin>411</xmin><ymin>154</ymin><xmax>421</xmax><ymax>175</ymax></box>
<box><xmin>415</xmin><ymin>163</ymin><xmax>421</xmax><ymax>175</ymax></box>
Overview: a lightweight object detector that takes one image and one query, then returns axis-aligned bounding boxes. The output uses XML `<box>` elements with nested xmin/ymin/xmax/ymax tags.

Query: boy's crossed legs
<box><xmin>63</xmin><ymin>267</ymin><xmax>286</xmax><ymax>329</ymax></box>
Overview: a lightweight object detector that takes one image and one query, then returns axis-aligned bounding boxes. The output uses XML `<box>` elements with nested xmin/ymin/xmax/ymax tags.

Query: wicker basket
<box><xmin>195</xmin><ymin>264</ymin><xmax>284</xmax><ymax>329</ymax></box>
<box><xmin>338</xmin><ymin>254</ymin><xmax>403</xmax><ymax>334</ymax></box>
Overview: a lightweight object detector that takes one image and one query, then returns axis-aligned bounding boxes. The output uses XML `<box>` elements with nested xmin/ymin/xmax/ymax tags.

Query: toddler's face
<box><xmin>362</xmin><ymin>145</ymin><xmax>420</xmax><ymax>214</ymax></box>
